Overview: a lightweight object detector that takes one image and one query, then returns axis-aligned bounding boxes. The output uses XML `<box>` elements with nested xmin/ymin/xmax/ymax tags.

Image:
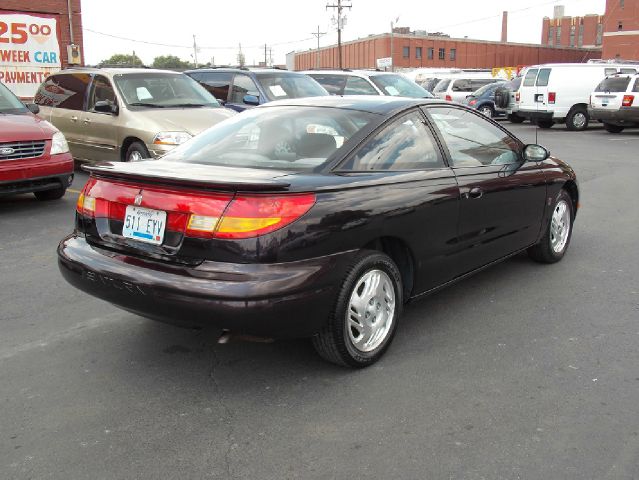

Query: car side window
<box><xmin>229</xmin><ymin>74</ymin><xmax>260</xmax><ymax>104</ymax></box>
<box><xmin>310</xmin><ymin>74</ymin><xmax>346</xmax><ymax>95</ymax></box>
<box><xmin>453</xmin><ymin>79</ymin><xmax>473</xmax><ymax>92</ymax></box>
<box><xmin>343</xmin><ymin>76</ymin><xmax>378</xmax><ymax>95</ymax></box>
<box><xmin>633</xmin><ymin>78</ymin><xmax>639</xmax><ymax>92</ymax></box>
<box><xmin>195</xmin><ymin>72</ymin><xmax>232</xmax><ymax>102</ymax></box>
<box><xmin>340</xmin><ymin>111</ymin><xmax>444</xmax><ymax>171</ymax></box>
<box><xmin>523</xmin><ymin>69</ymin><xmax>538</xmax><ymax>87</ymax></box>
<box><xmin>427</xmin><ymin>106</ymin><xmax>521</xmax><ymax>167</ymax></box>
<box><xmin>88</xmin><ymin>75</ymin><xmax>116</xmax><ymax>112</ymax></box>
<box><xmin>536</xmin><ymin>68</ymin><xmax>551</xmax><ymax>87</ymax></box>
<box><xmin>33</xmin><ymin>73</ymin><xmax>90</xmax><ymax>110</ymax></box>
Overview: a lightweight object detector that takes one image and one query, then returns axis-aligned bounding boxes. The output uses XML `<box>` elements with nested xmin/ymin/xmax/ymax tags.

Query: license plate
<box><xmin>122</xmin><ymin>205</ymin><xmax>167</xmax><ymax>245</ymax></box>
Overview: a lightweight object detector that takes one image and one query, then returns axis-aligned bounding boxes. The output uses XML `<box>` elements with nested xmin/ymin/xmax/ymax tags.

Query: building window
<box><xmin>548</xmin><ymin>26</ymin><xmax>554</xmax><ymax>45</ymax></box>
<box><xmin>427</xmin><ymin>47</ymin><xmax>434</xmax><ymax>60</ymax></box>
<box><xmin>618</xmin><ymin>21</ymin><xmax>623</xmax><ymax>31</ymax></box>
<box><xmin>570</xmin><ymin>25</ymin><xmax>575</xmax><ymax>47</ymax></box>
<box><xmin>450</xmin><ymin>48</ymin><xmax>456</xmax><ymax>61</ymax></box>
<box><xmin>578</xmin><ymin>24</ymin><xmax>584</xmax><ymax>47</ymax></box>
<box><xmin>438</xmin><ymin>48</ymin><xmax>445</xmax><ymax>60</ymax></box>
<box><xmin>402</xmin><ymin>46</ymin><xmax>410</xmax><ymax>58</ymax></box>
<box><xmin>556</xmin><ymin>26</ymin><xmax>561</xmax><ymax>44</ymax></box>
<box><xmin>596</xmin><ymin>23</ymin><xmax>603</xmax><ymax>45</ymax></box>
<box><xmin>621</xmin><ymin>0</ymin><xmax>624</xmax><ymax>8</ymax></box>
<box><xmin>415</xmin><ymin>47</ymin><xmax>422</xmax><ymax>59</ymax></box>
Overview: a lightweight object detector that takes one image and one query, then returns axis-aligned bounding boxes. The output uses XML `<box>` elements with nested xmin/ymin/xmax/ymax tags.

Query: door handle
<box><xmin>70</xmin><ymin>116</ymin><xmax>78</xmax><ymax>122</ymax></box>
<box><xmin>468</xmin><ymin>187</ymin><xmax>483</xmax><ymax>199</ymax></box>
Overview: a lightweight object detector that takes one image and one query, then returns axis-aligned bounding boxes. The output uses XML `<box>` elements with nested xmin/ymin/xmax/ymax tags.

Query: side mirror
<box><xmin>25</xmin><ymin>103</ymin><xmax>40</xmax><ymax>114</ymax></box>
<box><xmin>243</xmin><ymin>94</ymin><xmax>260</xmax><ymax>106</ymax></box>
<box><xmin>523</xmin><ymin>144</ymin><xmax>550</xmax><ymax>162</ymax></box>
<box><xmin>94</xmin><ymin>100</ymin><xmax>118</xmax><ymax>114</ymax></box>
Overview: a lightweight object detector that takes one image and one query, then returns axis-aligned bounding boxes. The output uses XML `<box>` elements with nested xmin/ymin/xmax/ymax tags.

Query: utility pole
<box><xmin>311</xmin><ymin>26</ymin><xmax>327</xmax><ymax>69</ymax></box>
<box><xmin>264</xmin><ymin>43</ymin><xmax>268</xmax><ymax>66</ymax></box>
<box><xmin>192</xmin><ymin>35</ymin><xmax>198</xmax><ymax>68</ymax></box>
<box><xmin>326</xmin><ymin>0</ymin><xmax>352</xmax><ymax>69</ymax></box>
<box><xmin>390</xmin><ymin>17</ymin><xmax>399</xmax><ymax>72</ymax></box>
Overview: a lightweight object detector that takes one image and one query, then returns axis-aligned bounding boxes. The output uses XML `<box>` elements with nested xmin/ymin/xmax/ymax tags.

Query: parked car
<box><xmin>0</xmin><ymin>81</ymin><xmax>74</xmax><ymax>200</ymax></box>
<box><xmin>34</xmin><ymin>68</ymin><xmax>235</xmax><ymax>162</ymax></box>
<box><xmin>463</xmin><ymin>80</ymin><xmax>507</xmax><ymax>117</ymax></box>
<box><xmin>304</xmin><ymin>70</ymin><xmax>433</xmax><ymax>98</ymax></box>
<box><xmin>494</xmin><ymin>75</ymin><xmax>525</xmax><ymax>123</ymax></box>
<box><xmin>517</xmin><ymin>63</ymin><xmax>639</xmax><ymax>130</ymax></box>
<box><xmin>416</xmin><ymin>77</ymin><xmax>442</xmax><ymax>93</ymax></box>
<box><xmin>58</xmin><ymin>96</ymin><xmax>578</xmax><ymax>368</ymax></box>
<box><xmin>433</xmin><ymin>76</ymin><xmax>502</xmax><ymax>103</ymax></box>
<box><xmin>185</xmin><ymin>68</ymin><xmax>328</xmax><ymax>112</ymax></box>
<box><xmin>589</xmin><ymin>73</ymin><xmax>639</xmax><ymax>133</ymax></box>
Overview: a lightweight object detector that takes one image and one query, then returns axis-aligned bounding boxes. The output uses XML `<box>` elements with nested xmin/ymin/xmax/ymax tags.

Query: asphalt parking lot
<box><xmin>1</xmin><ymin>122</ymin><xmax>639</xmax><ymax>479</ymax></box>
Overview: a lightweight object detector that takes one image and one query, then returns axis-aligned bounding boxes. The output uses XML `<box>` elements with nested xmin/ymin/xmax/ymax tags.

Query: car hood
<box><xmin>129</xmin><ymin>107</ymin><xmax>236</xmax><ymax>136</ymax></box>
<box><xmin>0</xmin><ymin>112</ymin><xmax>56</xmax><ymax>142</ymax></box>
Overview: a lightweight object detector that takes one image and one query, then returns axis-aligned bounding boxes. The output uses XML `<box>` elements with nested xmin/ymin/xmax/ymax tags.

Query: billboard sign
<box><xmin>0</xmin><ymin>13</ymin><xmax>61</xmax><ymax>98</ymax></box>
<box><xmin>376</xmin><ymin>57</ymin><xmax>392</xmax><ymax>69</ymax></box>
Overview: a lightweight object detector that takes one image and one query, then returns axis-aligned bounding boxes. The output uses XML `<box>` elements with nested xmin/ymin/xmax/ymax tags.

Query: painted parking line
<box><xmin>67</xmin><ymin>188</ymin><xmax>83</xmax><ymax>194</ymax></box>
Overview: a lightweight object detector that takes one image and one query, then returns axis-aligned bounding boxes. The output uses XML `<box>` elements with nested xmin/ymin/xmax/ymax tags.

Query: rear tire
<box><xmin>124</xmin><ymin>141</ymin><xmax>150</xmax><ymax>162</ymax></box>
<box><xmin>479</xmin><ymin>105</ymin><xmax>495</xmax><ymax>118</ymax></box>
<box><xmin>34</xmin><ymin>187</ymin><xmax>66</xmax><ymax>201</ymax></box>
<box><xmin>508</xmin><ymin>113</ymin><xmax>525</xmax><ymax>123</ymax></box>
<box><xmin>528</xmin><ymin>189</ymin><xmax>574</xmax><ymax>264</ymax></box>
<box><xmin>566</xmin><ymin>107</ymin><xmax>589</xmax><ymax>131</ymax></box>
<box><xmin>536</xmin><ymin>119</ymin><xmax>554</xmax><ymax>129</ymax></box>
<box><xmin>603</xmin><ymin>123</ymin><xmax>624</xmax><ymax>133</ymax></box>
<box><xmin>312</xmin><ymin>251</ymin><xmax>402</xmax><ymax>368</ymax></box>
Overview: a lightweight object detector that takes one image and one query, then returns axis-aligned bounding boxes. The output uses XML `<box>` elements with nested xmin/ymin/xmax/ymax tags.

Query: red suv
<box><xmin>0</xmin><ymin>81</ymin><xmax>74</xmax><ymax>200</ymax></box>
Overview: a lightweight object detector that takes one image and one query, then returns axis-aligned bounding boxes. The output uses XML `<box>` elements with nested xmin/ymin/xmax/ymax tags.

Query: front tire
<box><xmin>528</xmin><ymin>189</ymin><xmax>574</xmax><ymax>263</ymax></box>
<box><xmin>124</xmin><ymin>141</ymin><xmax>150</xmax><ymax>162</ymax></box>
<box><xmin>312</xmin><ymin>251</ymin><xmax>402</xmax><ymax>368</ymax></box>
<box><xmin>479</xmin><ymin>105</ymin><xmax>495</xmax><ymax>118</ymax></box>
<box><xmin>34</xmin><ymin>187</ymin><xmax>66</xmax><ymax>201</ymax></box>
<box><xmin>603</xmin><ymin>123</ymin><xmax>624</xmax><ymax>133</ymax></box>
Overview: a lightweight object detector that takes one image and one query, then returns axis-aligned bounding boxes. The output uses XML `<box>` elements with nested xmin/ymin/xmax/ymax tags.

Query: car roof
<box><xmin>256</xmin><ymin>95</ymin><xmax>446</xmax><ymax>114</ymax></box>
<box><xmin>54</xmin><ymin>68</ymin><xmax>183</xmax><ymax>77</ymax></box>
<box><xmin>185</xmin><ymin>68</ymin><xmax>305</xmax><ymax>76</ymax></box>
<box><xmin>304</xmin><ymin>70</ymin><xmax>402</xmax><ymax>78</ymax></box>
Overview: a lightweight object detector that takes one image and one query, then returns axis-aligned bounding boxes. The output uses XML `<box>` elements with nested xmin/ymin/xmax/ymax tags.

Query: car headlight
<box><xmin>153</xmin><ymin>131</ymin><xmax>192</xmax><ymax>146</ymax></box>
<box><xmin>50</xmin><ymin>131</ymin><xmax>70</xmax><ymax>155</ymax></box>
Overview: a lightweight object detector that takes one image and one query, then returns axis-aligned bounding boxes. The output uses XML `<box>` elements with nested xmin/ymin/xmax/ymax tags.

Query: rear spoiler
<box><xmin>82</xmin><ymin>162</ymin><xmax>291</xmax><ymax>192</ymax></box>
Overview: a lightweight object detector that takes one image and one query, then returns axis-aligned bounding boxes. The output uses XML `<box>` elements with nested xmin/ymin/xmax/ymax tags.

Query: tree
<box><xmin>100</xmin><ymin>53</ymin><xmax>143</xmax><ymax>66</ymax></box>
<box><xmin>152</xmin><ymin>55</ymin><xmax>193</xmax><ymax>69</ymax></box>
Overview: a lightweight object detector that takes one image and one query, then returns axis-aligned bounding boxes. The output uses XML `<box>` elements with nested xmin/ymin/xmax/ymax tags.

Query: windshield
<box><xmin>113</xmin><ymin>73</ymin><xmax>220</xmax><ymax>108</ymax></box>
<box><xmin>0</xmin><ymin>82</ymin><xmax>28</xmax><ymax>114</ymax></box>
<box><xmin>259</xmin><ymin>73</ymin><xmax>328</xmax><ymax>101</ymax></box>
<box><xmin>595</xmin><ymin>77</ymin><xmax>631</xmax><ymax>92</ymax></box>
<box><xmin>433</xmin><ymin>79</ymin><xmax>451</xmax><ymax>93</ymax></box>
<box><xmin>163</xmin><ymin>106</ymin><xmax>376</xmax><ymax>172</ymax></box>
<box><xmin>369</xmin><ymin>74</ymin><xmax>432</xmax><ymax>98</ymax></box>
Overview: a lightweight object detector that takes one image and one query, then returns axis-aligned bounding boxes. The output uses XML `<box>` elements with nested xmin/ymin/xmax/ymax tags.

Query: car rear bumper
<box><xmin>58</xmin><ymin>234</ymin><xmax>355</xmax><ymax>338</ymax></box>
<box><xmin>589</xmin><ymin>107</ymin><xmax>639</xmax><ymax>125</ymax></box>
<box><xmin>0</xmin><ymin>152</ymin><xmax>74</xmax><ymax>195</ymax></box>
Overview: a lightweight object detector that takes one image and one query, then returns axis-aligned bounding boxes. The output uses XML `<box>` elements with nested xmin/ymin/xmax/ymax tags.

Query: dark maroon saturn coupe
<box><xmin>58</xmin><ymin>96</ymin><xmax>578</xmax><ymax>367</ymax></box>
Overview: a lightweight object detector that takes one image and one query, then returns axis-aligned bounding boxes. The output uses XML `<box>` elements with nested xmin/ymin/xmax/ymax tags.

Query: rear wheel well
<box><xmin>121</xmin><ymin>137</ymin><xmax>146</xmax><ymax>161</ymax></box>
<box><xmin>563</xmin><ymin>181</ymin><xmax>579</xmax><ymax>216</ymax></box>
<box><xmin>363</xmin><ymin>237</ymin><xmax>414</xmax><ymax>301</ymax></box>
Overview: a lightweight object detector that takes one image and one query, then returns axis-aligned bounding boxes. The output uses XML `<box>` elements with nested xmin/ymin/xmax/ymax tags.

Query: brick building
<box><xmin>293</xmin><ymin>33</ymin><xmax>601</xmax><ymax>71</ymax></box>
<box><xmin>602</xmin><ymin>0</ymin><xmax>639</xmax><ymax>60</ymax></box>
<box><xmin>0</xmin><ymin>0</ymin><xmax>83</xmax><ymax>97</ymax></box>
<box><xmin>541</xmin><ymin>14</ymin><xmax>604</xmax><ymax>48</ymax></box>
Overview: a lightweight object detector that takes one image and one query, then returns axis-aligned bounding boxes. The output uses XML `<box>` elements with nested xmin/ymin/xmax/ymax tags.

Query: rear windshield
<box><xmin>523</xmin><ymin>69</ymin><xmax>538</xmax><ymax>87</ymax></box>
<box><xmin>368</xmin><ymin>74</ymin><xmax>432</xmax><ymax>98</ymax></box>
<box><xmin>433</xmin><ymin>79</ymin><xmax>451</xmax><ymax>92</ymax></box>
<box><xmin>595</xmin><ymin>77</ymin><xmax>632</xmax><ymax>92</ymax></box>
<box><xmin>0</xmin><ymin>82</ymin><xmax>28</xmax><ymax>113</ymax></box>
<box><xmin>163</xmin><ymin>106</ymin><xmax>376</xmax><ymax>172</ymax></box>
<box><xmin>536</xmin><ymin>68</ymin><xmax>551</xmax><ymax>87</ymax></box>
<box><xmin>257</xmin><ymin>74</ymin><xmax>327</xmax><ymax>101</ymax></box>
<box><xmin>113</xmin><ymin>72</ymin><xmax>220</xmax><ymax>108</ymax></box>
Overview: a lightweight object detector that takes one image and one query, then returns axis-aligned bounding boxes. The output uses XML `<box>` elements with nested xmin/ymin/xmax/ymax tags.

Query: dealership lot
<box><xmin>1</xmin><ymin>123</ymin><xmax>639</xmax><ymax>478</ymax></box>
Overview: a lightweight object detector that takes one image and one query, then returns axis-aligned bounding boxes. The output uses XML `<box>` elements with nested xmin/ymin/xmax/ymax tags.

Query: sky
<box><xmin>81</xmin><ymin>0</ymin><xmax>606</xmax><ymax>66</ymax></box>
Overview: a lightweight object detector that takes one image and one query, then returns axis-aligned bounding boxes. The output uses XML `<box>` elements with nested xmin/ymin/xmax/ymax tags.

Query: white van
<box><xmin>517</xmin><ymin>63</ymin><xmax>639</xmax><ymax>131</ymax></box>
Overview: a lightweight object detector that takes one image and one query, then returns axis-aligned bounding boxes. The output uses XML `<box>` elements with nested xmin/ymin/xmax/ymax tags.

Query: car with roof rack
<box><xmin>34</xmin><ymin>67</ymin><xmax>235</xmax><ymax>162</ymax></box>
<box><xmin>589</xmin><ymin>73</ymin><xmax>639</xmax><ymax>133</ymax></box>
<box><xmin>184</xmin><ymin>67</ymin><xmax>328</xmax><ymax>112</ymax></box>
<box><xmin>302</xmin><ymin>69</ymin><xmax>433</xmax><ymax>98</ymax></box>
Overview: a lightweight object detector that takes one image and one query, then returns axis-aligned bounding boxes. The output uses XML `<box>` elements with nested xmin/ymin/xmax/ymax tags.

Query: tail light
<box><xmin>515</xmin><ymin>92</ymin><xmax>520</xmax><ymax>102</ymax></box>
<box><xmin>622</xmin><ymin>95</ymin><xmax>635</xmax><ymax>107</ymax></box>
<box><xmin>548</xmin><ymin>92</ymin><xmax>556</xmax><ymax>104</ymax></box>
<box><xmin>445</xmin><ymin>94</ymin><xmax>452</xmax><ymax>101</ymax></box>
<box><xmin>469</xmin><ymin>99</ymin><xmax>477</xmax><ymax>106</ymax></box>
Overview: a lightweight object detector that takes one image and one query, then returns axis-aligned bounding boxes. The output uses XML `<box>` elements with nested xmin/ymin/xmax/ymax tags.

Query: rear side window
<box><xmin>471</xmin><ymin>79</ymin><xmax>497</xmax><ymax>90</ymax></box>
<box><xmin>34</xmin><ymin>73</ymin><xmax>90</xmax><ymax>110</ymax></box>
<box><xmin>633</xmin><ymin>78</ymin><xmax>639</xmax><ymax>93</ymax></box>
<box><xmin>433</xmin><ymin>79</ymin><xmax>450</xmax><ymax>92</ymax></box>
<box><xmin>341</xmin><ymin>111</ymin><xmax>444</xmax><ymax>171</ymax></box>
<box><xmin>620</xmin><ymin>68</ymin><xmax>637</xmax><ymax>74</ymax></box>
<box><xmin>192</xmin><ymin>72</ymin><xmax>232</xmax><ymax>102</ymax></box>
<box><xmin>523</xmin><ymin>69</ymin><xmax>538</xmax><ymax>87</ymax></box>
<box><xmin>595</xmin><ymin>77</ymin><xmax>631</xmax><ymax>92</ymax></box>
<box><xmin>343</xmin><ymin>76</ymin><xmax>378</xmax><ymax>95</ymax></box>
<box><xmin>310</xmin><ymin>74</ymin><xmax>346</xmax><ymax>95</ymax></box>
<box><xmin>536</xmin><ymin>68</ymin><xmax>551</xmax><ymax>87</ymax></box>
<box><xmin>452</xmin><ymin>79</ymin><xmax>473</xmax><ymax>92</ymax></box>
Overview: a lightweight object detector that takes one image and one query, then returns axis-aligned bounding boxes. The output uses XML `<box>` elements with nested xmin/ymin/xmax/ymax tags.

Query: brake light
<box><xmin>214</xmin><ymin>194</ymin><xmax>316</xmax><ymax>239</ymax></box>
<box><xmin>445</xmin><ymin>94</ymin><xmax>453</xmax><ymax>101</ymax></box>
<box><xmin>515</xmin><ymin>92</ymin><xmax>520</xmax><ymax>102</ymax></box>
<box><xmin>76</xmin><ymin>191</ymin><xmax>96</xmax><ymax>217</ymax></box>
<box><xmin>469</xmin><ymin>99</ymin><xmax>477</xmax><ymax>106</ymax></box>
<box><xmin>622</xmin><ymin>95</ymin><xmax>634</xmax><ymax>107</ymax></box>
<box><xmin>548</xmin><ymin>92</ymin><xmax>556</xmax><ymax>104</ymax></box>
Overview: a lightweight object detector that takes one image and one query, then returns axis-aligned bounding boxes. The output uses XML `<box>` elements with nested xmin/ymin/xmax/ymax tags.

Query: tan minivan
<box><xmin>34</xmin><ymin>68</ymin><xmax>236</xmax><ymax>162</ymax></box>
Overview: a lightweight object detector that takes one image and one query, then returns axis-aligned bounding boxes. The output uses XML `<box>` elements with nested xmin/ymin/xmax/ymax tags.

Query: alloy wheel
<box><xmin>550</xmin><ymin>200</ymin><xmax>571</xmax><ymax>253</ymax></box>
